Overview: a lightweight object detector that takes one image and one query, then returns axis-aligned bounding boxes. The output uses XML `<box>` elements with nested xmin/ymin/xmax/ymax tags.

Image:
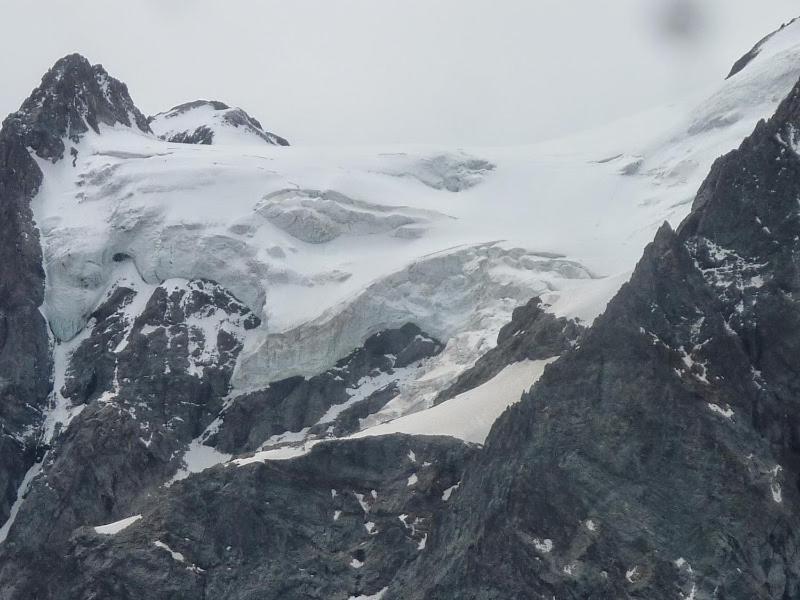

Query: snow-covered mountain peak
<box><xmin>149</xmin><ymin>99</ymin><xmax>289</xmax><ymax>146</ymax></box>
<box><xmin>6</xmin><ymin>53</ymin><xmax>150</xmax><ymax>161</ymax></box>
<box><xmin>727</xmin><ymin>16</ymin><xmax>800</xmax><ymax>79</ymax></box>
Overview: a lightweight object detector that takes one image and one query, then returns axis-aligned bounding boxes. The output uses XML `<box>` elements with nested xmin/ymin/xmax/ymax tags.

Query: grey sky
<box><xmin>1</xmin><ymin>1</ymin><xmax>798</xmax><ymax>145</ymax></box>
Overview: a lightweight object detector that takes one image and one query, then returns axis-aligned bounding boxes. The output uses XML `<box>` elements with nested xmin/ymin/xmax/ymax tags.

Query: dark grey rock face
<box><xmin>65</xmin><ymin>277</ymin><xmax>259</xmax><ymax>434</ymax></box>
<box><xmin>1</xmin><ymin>434</ymin><xmax>472</xmax><ymax>600</ymax></box>
<box><xmin>0</xmin><ymin>278</ymin><xmax>259</xmax><ymax>587</ymax></box>
<box><xmin>392</xmin><ymin>73</ymin><xmax>800</xmax><ymax>600</ymax></box>
<box><xmin>436</xmin><ymin>297</ymin><xmax>583</xmax><ymax>403</ymax></box>
<box><xmin>0</xmin><ymin>114</ymin><xmax>50</xmax><ymax>529</ymax></box>
<box><xmin>149</xmin><ymin>100</ymin><xmax>290</xmax><ymax>146</ymax></box>
<box><xmin>212</xmin><ymin>323</ymin><xmax>443</xmax><ymax>452</ymax></box>
<box><xmin>0</xmin><ymin>54</ymin><xmax>148</xmax><ymax>527</ymax></box>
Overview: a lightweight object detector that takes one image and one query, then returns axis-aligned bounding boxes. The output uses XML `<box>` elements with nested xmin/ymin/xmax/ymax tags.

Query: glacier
<box><xmin>26</xmin><ymin>19</ymin><xmax>800</xmax><ymax>451</ymax></box>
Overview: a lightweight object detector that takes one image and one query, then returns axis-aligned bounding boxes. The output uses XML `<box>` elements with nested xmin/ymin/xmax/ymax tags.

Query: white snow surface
<box><xmin>350</xmin><ymin>358</ymin><xmax>555</xmax><ymax>445</ymax></box>
<box><xmin>28</xmin><ymin>38</ymin><xmax>800</xmax><ymax>461</ymax></box>
<box><xmin>0</xmin><ymin>462</ymin><xmax>42</xmax><ymax>543</ymax></box>
<box><xmin>153</xmin><ymin>540</ymin><xmax>185</xmax><ymax>562</ymax></box>
<box><xmin>93</xmin><ymin>514</ymin><xmax>142</xmax><ymax>535</ymax></box>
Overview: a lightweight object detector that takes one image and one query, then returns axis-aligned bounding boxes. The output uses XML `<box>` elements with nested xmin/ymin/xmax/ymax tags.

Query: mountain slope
<box><xmin>393</xmin><ymin>61</ymin><xmax>800</xmax><ymax>600</ymax></box>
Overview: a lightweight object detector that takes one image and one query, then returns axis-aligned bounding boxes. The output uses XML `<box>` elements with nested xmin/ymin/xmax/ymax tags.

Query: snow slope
<box><xmin>31</xmin><ymin>28</ymin><xmax>800</xmax><ymax>451</ymax></box>
<box><xmin>232</xmin><ymin>358</ymin><xmax>554</xmax><ymax>465</ymax></box>
<box><xmin>350</xmin><ymin>358</ymin><xmax>556</xmax><ymax>445</ymax></box>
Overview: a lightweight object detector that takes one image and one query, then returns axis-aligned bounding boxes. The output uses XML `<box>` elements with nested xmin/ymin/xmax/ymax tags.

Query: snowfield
<box><xmin>30</xmin><ymin>21</ymin><xmax>800</xmax><ymax>456</ymax></box>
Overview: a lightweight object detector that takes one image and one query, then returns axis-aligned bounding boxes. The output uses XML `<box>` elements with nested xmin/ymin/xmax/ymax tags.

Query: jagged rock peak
<box><xmin>149</xmin><ymin>99</ymin><xmax>290</xmax><ymax>146</ymax></box>
<box><xmin>4</xmin><ymin>53</ymin><xmax>150</xmax><ymax>160</ymax></box>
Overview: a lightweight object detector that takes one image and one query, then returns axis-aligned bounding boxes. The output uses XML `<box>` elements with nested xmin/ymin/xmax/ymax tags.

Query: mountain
<box><xmin>0</xmin><ymin>52</ymin><xmax>148</xmax><ymax>537</ymax></box>
<box><xmin>148</xmin><ymin>100</ymin><xmax>289</xmax><ymax>146</ymax></box>
<box><xmin>395</xmin><ymin>62</ymin><xmax>800</xmax><ymax>600</ymax></box>
<box><xmin>2</xmin><ymin>17</ymin><xmax>800</xmax><ymax>597</ymax></box>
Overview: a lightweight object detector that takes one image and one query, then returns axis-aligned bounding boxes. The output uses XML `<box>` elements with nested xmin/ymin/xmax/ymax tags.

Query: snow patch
<box><xmin>170</xmin><ymin>438</ymin><xmax>232</xmax><ymax>484</ymax></box>
<box><xmin>770</xmin><ymin>465</ymin><xmax>783</xmax><ymax>504</ymax></box>
<box><xmin>153</xmin><ymin>540</ymin><xmax>185</xmax><ymax>562</ymax></box>
<box><xmin>442</xmin><ymin>482</ymin><xmax>461</xmax><ymax>501</ymax></box>
<box><xmin>626</xmin><ymin>566</ymin><xmax>640</xmax><ymax>583</ymax></box>
<box><xmin>707</xmin><ymin>403</ymin><xmax>735</xmax><ymax>420</ymax></box>
<box><xmin>94</xmin><ymin>514</ymin><xmax>142</xmax><ymax>535</ymax></box>
<box><xmin>355</xmin><ymin>492</ymin><xmax>370</xmax><ymax>513</ymax></box>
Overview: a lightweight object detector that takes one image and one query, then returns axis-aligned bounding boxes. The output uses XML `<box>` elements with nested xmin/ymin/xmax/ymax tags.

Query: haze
<box><xmin>1</xmin><ymin>0</ymin><xmax>797</xmax><ymax>145</ymax></box>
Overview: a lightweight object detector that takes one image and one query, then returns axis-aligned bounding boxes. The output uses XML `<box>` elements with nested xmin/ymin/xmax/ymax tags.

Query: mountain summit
<box><xmin>6</xmin><ymin>53</ymin><xmax>150</xmax><ymax>161</ymax></box>
<box><xmin>149</xmin><ymin>99</ymin><xmax>289</xmax><ymax>146</ymax></box>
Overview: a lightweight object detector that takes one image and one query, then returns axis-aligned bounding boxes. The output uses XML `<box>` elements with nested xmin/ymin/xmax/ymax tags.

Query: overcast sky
<box><xmin>1</xmin><ymin>1</ymin><xmax>798</xmax><ymax>145</ymax></box>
